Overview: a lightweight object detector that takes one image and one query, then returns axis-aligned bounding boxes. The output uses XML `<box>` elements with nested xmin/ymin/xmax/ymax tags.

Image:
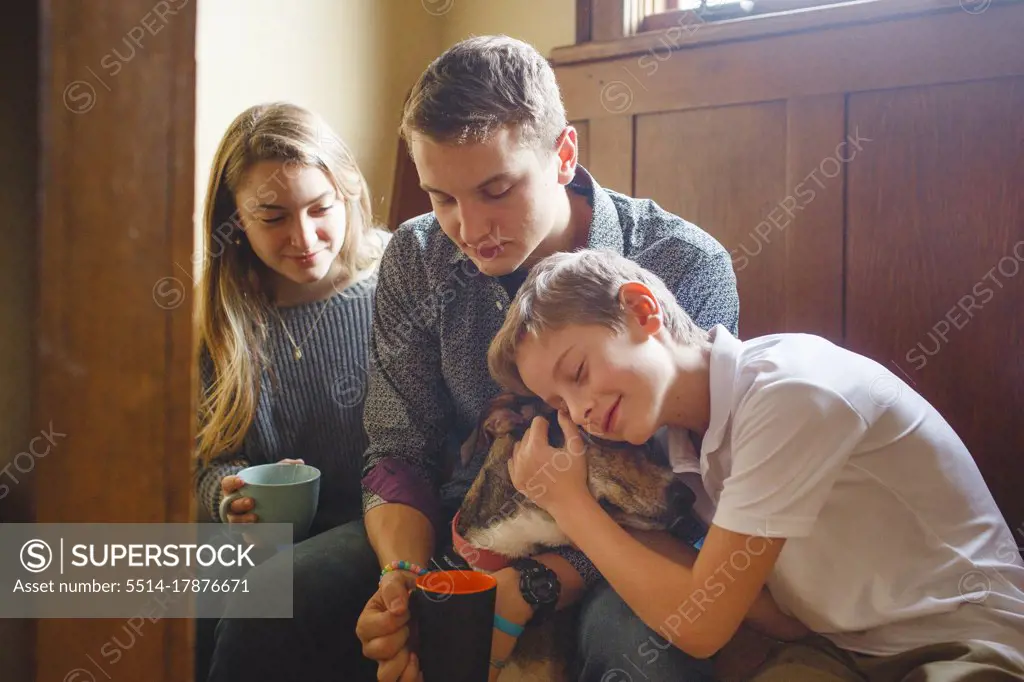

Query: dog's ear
<box><xmin>460</xmin><ymin>424</ymin><xmax>489</xmax><ymax>467</ymax></box>
<box><xmin>461</xmin><ymin>398</ymin><xmax>534</xmax><ymax>466</ymax></box>
<box><xmin>461</xmin><ymin>393</ymin><xmax>513</xmax><ymax>467</ymax></box>
<box><xmin>483</xmin><ymin>408</ymin><xmax>524</xmax><ymax>437</ymax></box>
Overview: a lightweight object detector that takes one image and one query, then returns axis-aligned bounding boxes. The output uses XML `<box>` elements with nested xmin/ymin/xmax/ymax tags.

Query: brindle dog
<box><xmin>453</xmin><ymin>392</ymin><xmax>703</xmax><ymax>681</ymax></box>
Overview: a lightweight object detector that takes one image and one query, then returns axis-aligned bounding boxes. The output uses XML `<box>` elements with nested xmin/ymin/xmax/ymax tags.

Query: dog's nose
<box><xmin>666</xmin><ymin>479</ymin><xmax>696</xmax><ymax>513</ymax></box>
<box><xmin>665</xmin><ymin>480</ymin><xmax>706</xmax><ymax>546</ymax></box>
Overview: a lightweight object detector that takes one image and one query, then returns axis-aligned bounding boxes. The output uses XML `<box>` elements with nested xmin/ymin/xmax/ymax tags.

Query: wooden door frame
<box><xmin>33</xmin><ymin>0</ymin><xmax>197</xmax><ymax>680</ymax></box>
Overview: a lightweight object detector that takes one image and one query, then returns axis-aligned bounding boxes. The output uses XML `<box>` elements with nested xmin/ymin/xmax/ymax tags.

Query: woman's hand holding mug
<box><xmin>219</xmin><ymin>458</ymin><xmax>305</xmax><ymax>524</ymax></box>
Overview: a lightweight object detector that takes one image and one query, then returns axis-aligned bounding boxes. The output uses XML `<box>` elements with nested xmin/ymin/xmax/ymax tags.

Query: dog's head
<box><xmin>453</xmin><ymin>392</ymin><xmax>701</xmax><ymax>568</ymax></box>
<box><xmin>458</xmin><ymin>392</ymin><xmax>561</xmax><ymax>468</ymax></box>
<box><xmin>453</xmin><ymin>393</ymin><xmax>560</xmax><ymax>563</ymax></box>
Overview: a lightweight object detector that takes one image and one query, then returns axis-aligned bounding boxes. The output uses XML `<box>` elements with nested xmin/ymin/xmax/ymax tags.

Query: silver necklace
<box><xmin>274</xmin><ymin>302</ymin><xmax>330</xmax><ymax>361</ymax></box>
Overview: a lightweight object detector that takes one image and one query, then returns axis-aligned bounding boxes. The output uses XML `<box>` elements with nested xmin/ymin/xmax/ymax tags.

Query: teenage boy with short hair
<box><xmin>354</xmin><ymin>35</ymin><xmax>746</xmax><ymax>682</ymax></box>
<box><xmin>487</xmin><ymin>247</ymin><xmax>1024</xmax><ymax>680</ymax></box>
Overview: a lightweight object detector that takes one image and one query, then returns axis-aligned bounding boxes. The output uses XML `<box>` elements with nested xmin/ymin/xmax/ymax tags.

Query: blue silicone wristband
<box><xmin>493</xmin><ymin>613</ymin><xmax>525</xmax><ymax>638</ymax></box>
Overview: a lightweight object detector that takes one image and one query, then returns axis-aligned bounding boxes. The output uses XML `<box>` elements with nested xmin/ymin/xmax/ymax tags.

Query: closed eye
<box><xmin>484</xmin><ymin>186</ymin><xmax>512</xmax><ymax>200</ymax></box>
<box><xmin>574</xmin><ymin>360</ymin><xmax>585</xmax><ymax>384</ymax></box>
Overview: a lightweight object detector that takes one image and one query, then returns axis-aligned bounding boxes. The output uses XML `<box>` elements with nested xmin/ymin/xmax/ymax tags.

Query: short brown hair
<box><xmin>488</xmin><ymin>249</ymin><xmax>710</xmax><ymax>395</ymax></box>
<box><xmin>401</xmin><ymin>35</ymin><xmax>567</xmax><ymax>148</ymax></box>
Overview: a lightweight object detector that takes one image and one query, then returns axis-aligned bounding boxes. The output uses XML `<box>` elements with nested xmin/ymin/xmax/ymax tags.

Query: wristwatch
<box><xmin>511</xmin><ymin>557</ymin><xmax>561</xmax><ymax>624</ymax></box>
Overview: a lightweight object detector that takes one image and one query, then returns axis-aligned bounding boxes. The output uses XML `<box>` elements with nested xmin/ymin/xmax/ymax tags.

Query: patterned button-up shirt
<box><xmin>361</xmin><ymin>166</ymin><xmax>739</xmax><ymax>583</ymax></box>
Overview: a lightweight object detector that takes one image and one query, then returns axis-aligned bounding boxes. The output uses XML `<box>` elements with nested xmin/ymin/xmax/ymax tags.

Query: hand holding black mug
<box><xmin>356</xmin><ymin>569</ymin><xmax>424</xmax><ymax>682</ymax></box>
<box><xmin>411</xmin><ymin>570</ymin><xmax>498</xmax><ymax>682</ymax></box>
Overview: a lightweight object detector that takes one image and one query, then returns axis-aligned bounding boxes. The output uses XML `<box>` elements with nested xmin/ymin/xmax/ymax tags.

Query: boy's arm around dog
<box><xmin>509</xmin><ymin>410</ymin><xmax>811</xmax><ymax>658</ymax></box>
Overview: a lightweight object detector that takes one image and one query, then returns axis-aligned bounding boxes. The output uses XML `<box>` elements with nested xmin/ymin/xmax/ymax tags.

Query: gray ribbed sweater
<box><xmin>193</xmin><ymin>275</ymin><xmax>376</xmax><ymax>535</ymax></box>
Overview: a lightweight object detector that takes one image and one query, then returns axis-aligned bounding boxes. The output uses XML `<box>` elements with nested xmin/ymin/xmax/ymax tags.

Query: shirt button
<box><xmin>496</xmin><ymin>301</ymin><xmax>504</xmax><ymax>311</ymax></box>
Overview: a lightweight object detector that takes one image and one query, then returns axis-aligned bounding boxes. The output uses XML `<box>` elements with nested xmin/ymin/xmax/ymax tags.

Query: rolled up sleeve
<box><xmin>360</xmin><ymin>231</ymin><xmax>454</xmax><ymax>532</ymax></box>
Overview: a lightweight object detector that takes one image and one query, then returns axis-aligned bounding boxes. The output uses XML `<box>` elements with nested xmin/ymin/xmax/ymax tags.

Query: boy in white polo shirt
<box><xmin>487</xmin><ymin>248</ymin><xmax>1024</xmax><ymax>680</ymax></box>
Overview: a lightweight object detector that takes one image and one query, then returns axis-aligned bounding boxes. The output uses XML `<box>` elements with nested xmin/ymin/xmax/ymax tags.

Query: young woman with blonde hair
<box><xmin>192</xmin><ymin>101</ymin><xmax>387</xmax><ymax>681</ymax></box>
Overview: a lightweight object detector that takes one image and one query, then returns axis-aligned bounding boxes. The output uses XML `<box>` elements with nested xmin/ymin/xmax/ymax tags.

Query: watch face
<box><xmin>532</xmin><ymin>579</ymin><xmax>558</xmax><ymax>603</ymax></box>
<box><xmin>527</xmin><ymin>570</ymin><xmax>558</xmax><ymax>603</ymax></box>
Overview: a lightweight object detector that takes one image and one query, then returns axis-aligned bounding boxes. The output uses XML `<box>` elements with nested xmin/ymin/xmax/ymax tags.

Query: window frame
<box><xmin>563</xmin><ymin>0</ymin><xmax>976</xmax><ymax>64</ymax></box>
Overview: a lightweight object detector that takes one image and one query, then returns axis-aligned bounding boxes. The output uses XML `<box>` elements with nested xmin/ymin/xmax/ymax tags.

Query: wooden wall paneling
<box><xmin>576</xmin><ymin>0</ymin><xmax>593</xmax><ymax>43</ymax></box>
<box><xmin>37</xmin><ymin>0</ymin><xmax>197</xmax><ymax>680</ymax></box>
<box><xmin>554</xmin><ymin>2</ymin><xmax>1024</xmax><ymax>120</ymax></box>
<box><xmin>782</xmin><ymin>95</ymin><xmax>846</xmax><ymax>344</ymax></box>
<box><xmin>571</xmin><ymin>119</ymin><xmax>590</xmax><ymax>169</ymax></box>
<box><xmin>845</xmin><ymin>77</ymin><xmax>1024</xmax><ymax>531</ymax></box>
<box><xmin>591</xmin><ymin>0</ymin><xmax>628</xmax><ymax>41</ymax></box>
<box><xmin>388</xmin><ymin>135</ymin><xmax>433</xmax><ymax>231</ymax></box>
<box><xmin>585</xmin><ymin>116</ymin><xmax>633</xmax><ymax>195</ymax></box>
<box><xmin>635</xmin><ymin>102</ymin><xmax>791</xmax><ymax>340</ymax></box>
<box><xmin>389</xmin><ymin>88</ymin><xmax>434</xmax><ymax>231</ymax></box>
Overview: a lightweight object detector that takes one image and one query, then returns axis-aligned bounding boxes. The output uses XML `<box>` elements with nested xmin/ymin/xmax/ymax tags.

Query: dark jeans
<box><xmin>576</xmin><ymin>581</ymin><xmax>716</xmax><ymax>682</ymax></box>
<box><xmin>202</xmin><ymin>520</ymin><xmax>379</xmax><ymax>682</ymax></box>
<box><xmin>200</xmin><ymin>519</ymin><xmax>714</xmax><ymax>682</ymax></box>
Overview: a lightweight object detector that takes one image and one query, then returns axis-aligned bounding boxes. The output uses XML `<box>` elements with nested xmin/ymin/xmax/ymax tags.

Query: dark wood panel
<box><xmin>635</xmin><ymin>102</ymin><xmax>791</xmax><ymax>340</ymax></box>
<box><xmin>388</xmin><ymin>134</ymin><xmax>433</xmax><ymax>231</ymax></box>
<box><xmin>587</xmin><ymin>116</ymin><xmax>633</xmax><ymax>195</ymax></box>
<box><xmin>555</xmin><ymin>2</ymin><xmax>1024</xmax><ymax>120</ymax></box>
<box><xmin>576</xmin><ymin>0</ymin><xmax>593</xmax><ymax>43</ymax></box>
<box><xmin>846</xmin><ymin>77</ymin><xmax>1024</xmax><ymax>530</ymax></box>
<box><xmin>572</xmin><ymin>119</ymin><xmax>590</xmax><ymax>169</ymax></box>
<box><xmin>782</xmin><ymin>95</ymin><xmax>846</xmax><ymax>344</ymax></box>
<box><xmin>36</xmin><ymin>0</ymin><xmax>197</xmax><ymax>680</ymax></box>
<box><xmin>591</xmin><ymin>0</ymin><xmax>627</xmax><ymax>41</ymax></box>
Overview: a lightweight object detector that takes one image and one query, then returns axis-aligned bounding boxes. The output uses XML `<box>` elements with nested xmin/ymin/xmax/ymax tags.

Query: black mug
<box><xmin>411</xmin><ymin>569</ymin><xmax>498</xmax><ymax>682</ymax></box>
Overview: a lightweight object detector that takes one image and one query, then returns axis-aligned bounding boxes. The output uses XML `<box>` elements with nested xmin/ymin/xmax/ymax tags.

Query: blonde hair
<box><xmin>488</xmin><ymin>249</ymin><xmax>709</xmax><ymax>395</ymax></box>
<box><xmin>194</xmin><ymin>101</ymin><xmax>386</xmax><ymax>464</ymax></box>
<box><xmin>400</xmin><ymin>35</ymin><xmax>567</xmax><ymax>149</ymax></box>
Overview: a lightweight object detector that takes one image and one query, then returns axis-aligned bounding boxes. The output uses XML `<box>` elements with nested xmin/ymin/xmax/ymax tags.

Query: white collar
<box><xmin>702</xmin><ymin>324</ymin><xmax>743</xmax><ymax>456</ymax></box>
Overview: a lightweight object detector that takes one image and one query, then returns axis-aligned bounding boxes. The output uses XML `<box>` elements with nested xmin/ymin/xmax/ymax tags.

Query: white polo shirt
<box><xmin>664</xmin><ymin>325</ymin><xmax>1024</xmax><ymax>663</ymax></box>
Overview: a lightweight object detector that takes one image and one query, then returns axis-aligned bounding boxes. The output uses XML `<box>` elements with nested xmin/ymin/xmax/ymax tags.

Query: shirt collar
<box><xmin>702</xmin><ymin>324</ymin><xmax>744</xmax><ymax>455</ymax></box>
<box><xmin>575</xmin><ymin>165</ymin><xmax>625</xmax><ymax>254</ymax></box>
<box><xmin>445</xmin><ymin>164</ymin><xmax>624</xmax><ymax>267</ymax></box>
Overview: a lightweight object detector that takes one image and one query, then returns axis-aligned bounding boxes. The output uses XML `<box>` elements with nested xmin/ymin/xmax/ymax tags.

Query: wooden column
<box><xmin>591</xmin><ymin>0</ymin><xmax>628</xmax><ymax>41</ymax></box>
<box><xmin>35</xmin><ymin>0</ymin><xmax>197</xmax><ymax>680</ymax></box>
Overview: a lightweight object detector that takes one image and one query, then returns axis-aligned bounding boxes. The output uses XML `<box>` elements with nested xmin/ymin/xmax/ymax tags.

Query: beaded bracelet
<box><xmin>379</xmin><ymin>560</ymin><xmax>429</xmax><ymax>582</ymax></box>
